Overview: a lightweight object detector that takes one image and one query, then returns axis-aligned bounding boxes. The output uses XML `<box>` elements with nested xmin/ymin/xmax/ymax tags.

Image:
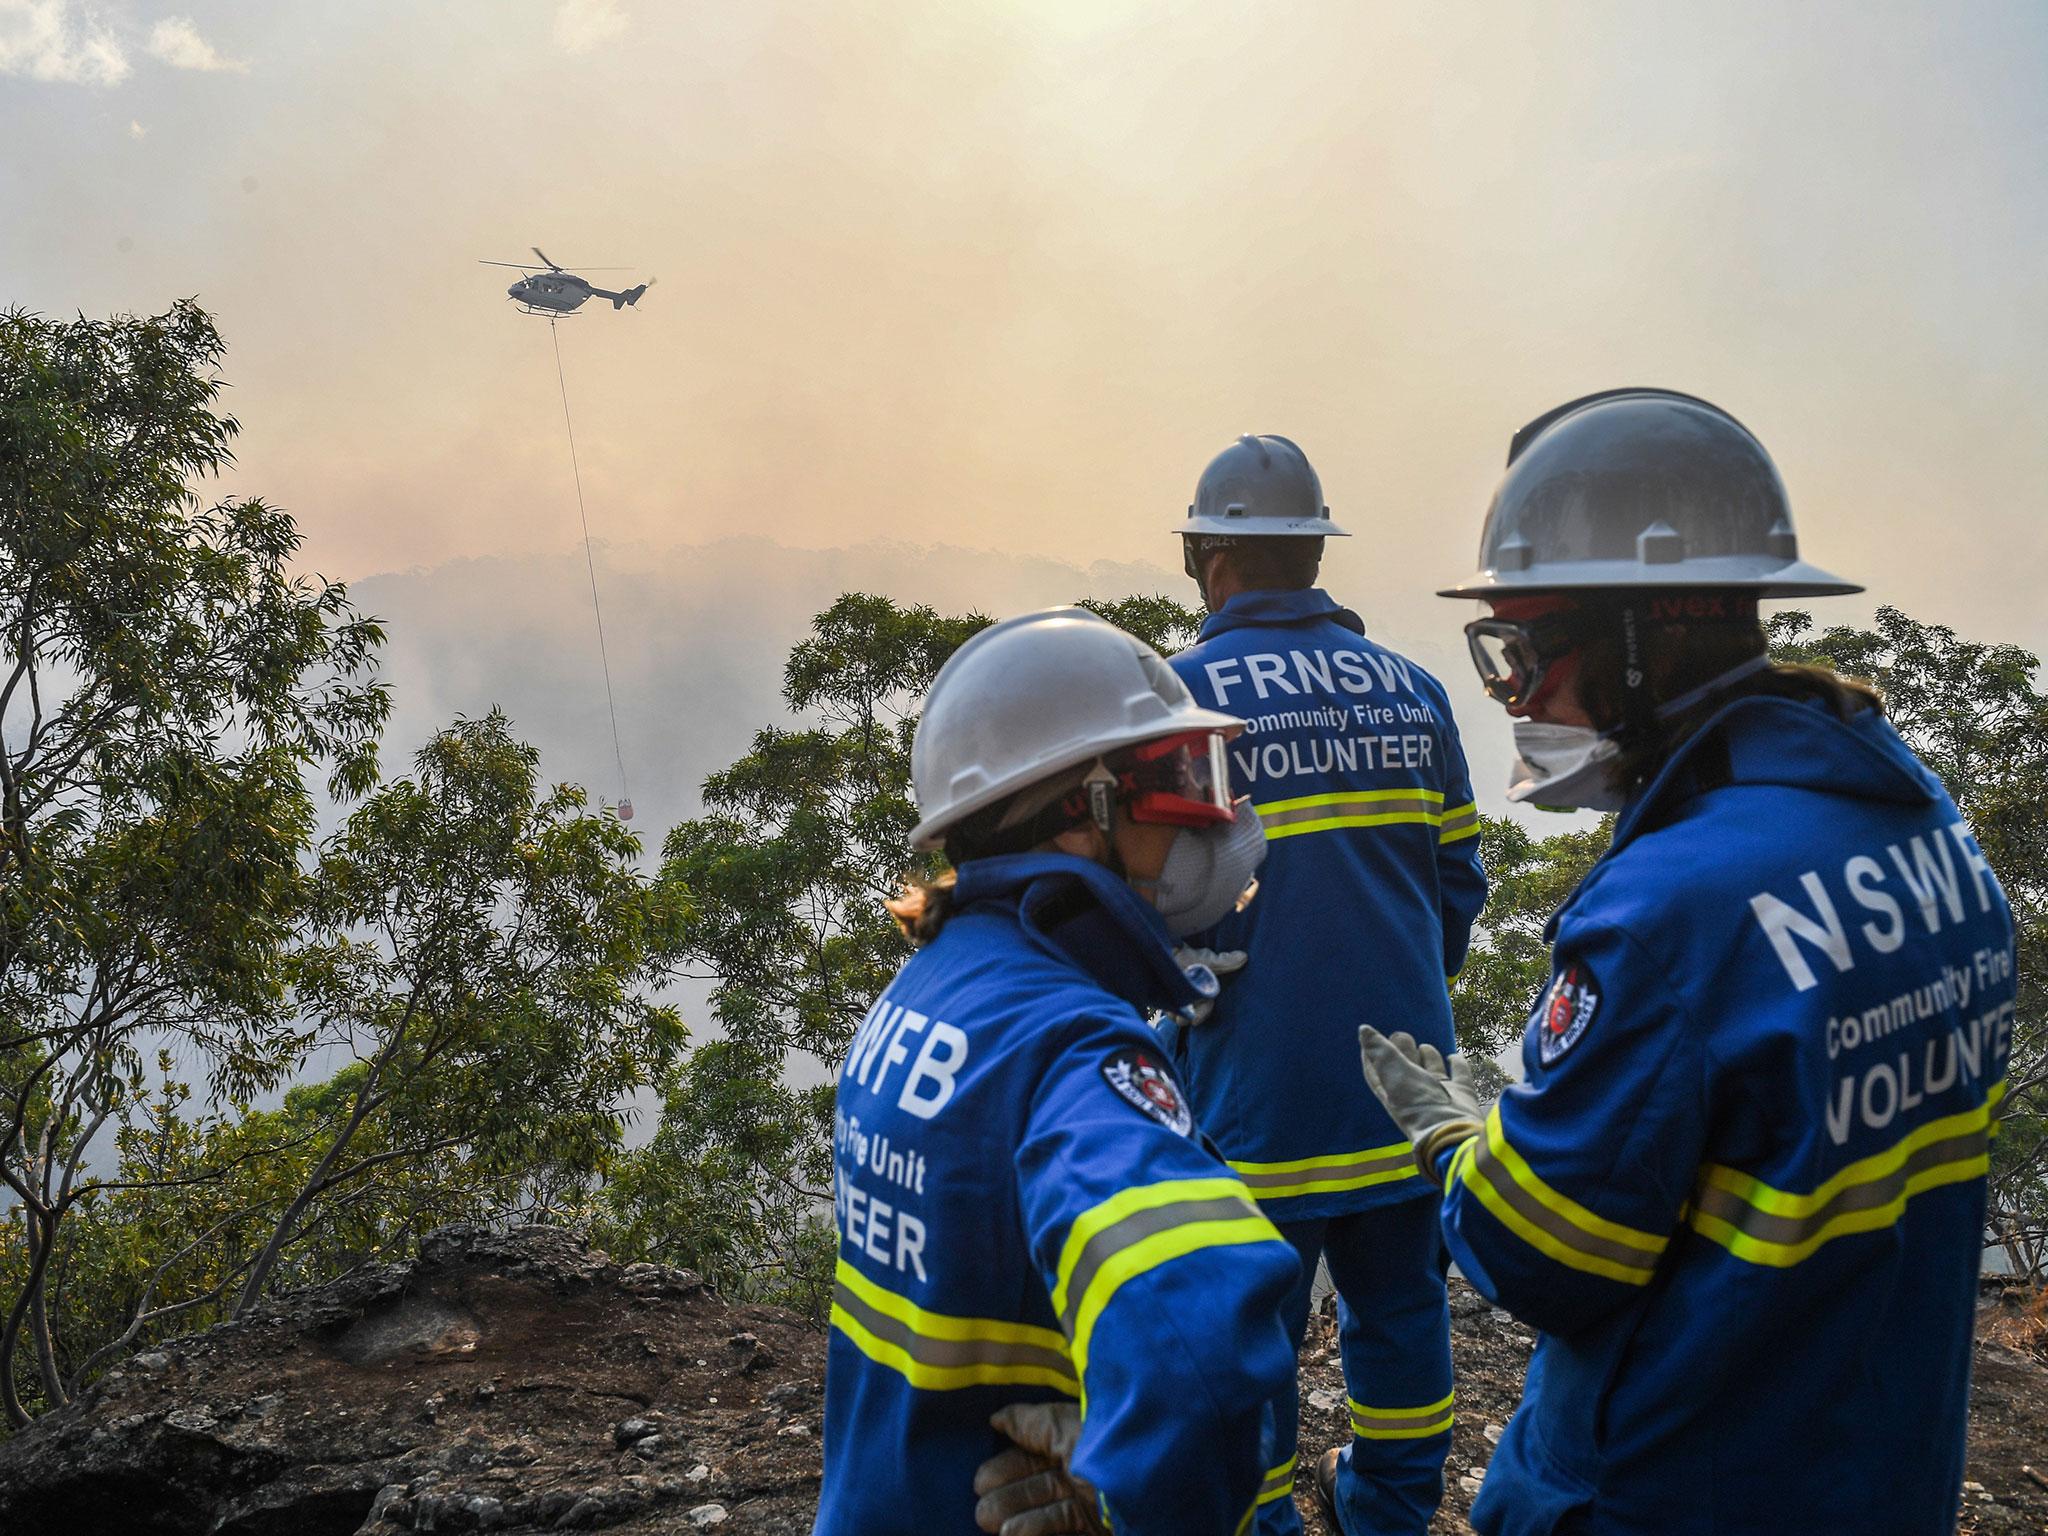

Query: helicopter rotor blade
<box><xmin>532</xmin><ymin>246</ymin><xmax>563</xmax><ymax>271</ymax></box>
<box><xmin>480</xmin><ymin>260</ymin><xmax>541</xmax><ymax>269</ymax></box>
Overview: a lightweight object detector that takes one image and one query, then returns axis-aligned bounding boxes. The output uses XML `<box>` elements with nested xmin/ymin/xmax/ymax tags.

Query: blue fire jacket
<box><xmin>1165</xmin><ymin>588</ymin><xmax>1488</xmax><ymax>1219</ymax></box>
<box><xmin>1433</xmin><ymin>694</ymin><xmax>2016</xmax><ymax>1536</ymax></box>
<box><xmin>814</xmin><ymin>853</ymin><xmax>1301</xmax><ymax>1536</ymax></box>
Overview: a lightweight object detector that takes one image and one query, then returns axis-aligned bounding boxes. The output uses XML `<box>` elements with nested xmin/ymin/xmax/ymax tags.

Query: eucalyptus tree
<box><xmin>232</xmin><ymin>712</ymin><xmax>690</xmax><ymax>1314</ymax></box>
<box><xmin>0</xmin><ymin>303</ymin><xmax>385</xmax><ymax>1424</ymax></box>
<box><xmin>609</xmin><ymin>593</ymin><xmax>1200</xmax><ymax>1309</ymax></box>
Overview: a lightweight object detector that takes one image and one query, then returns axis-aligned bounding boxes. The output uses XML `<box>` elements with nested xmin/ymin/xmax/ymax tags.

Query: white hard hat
<box><xmin>908</xmin><ymin>608</ymin><xmax>1244</xmax><ymax>852</ymax></box>
<box><xmin>1438</xmin><ymin>389</ymin><xmax>1860</xmax><ymax>599</ymax></box>
<box><xmin>1177</xmin><ymin>434</ymin><xmax>1350</xmax><ymax>539</ymax></box>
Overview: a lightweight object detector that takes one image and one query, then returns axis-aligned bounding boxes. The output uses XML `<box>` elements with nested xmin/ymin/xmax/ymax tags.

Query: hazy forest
<box><xmin>3</xmin><ymin>303</ymin><xmax>2043</xmax><ymax>1433</ymax></box>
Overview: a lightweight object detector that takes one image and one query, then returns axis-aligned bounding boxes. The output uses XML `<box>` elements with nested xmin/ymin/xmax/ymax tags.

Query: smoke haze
<box><xmin>3</xmin><ymin>0</ymin><xmax>2042</xmax><ymax>661</ymax></box>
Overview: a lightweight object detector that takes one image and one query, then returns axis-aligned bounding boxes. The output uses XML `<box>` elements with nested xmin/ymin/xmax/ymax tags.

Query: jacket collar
<box><xmin>1610</xmin><ymin>693</ymin><xmax>1939</xmax><ymax>856</ymax></box>
<box><xmin>1197</xmin><ymin>587</ymin><xmax>1367</xmax><ymax>641</ymax></box>
<box><xmin>949</xmin><ymin>852</ymin><xmax>1203</xmax><ymax>1014</ymax></box>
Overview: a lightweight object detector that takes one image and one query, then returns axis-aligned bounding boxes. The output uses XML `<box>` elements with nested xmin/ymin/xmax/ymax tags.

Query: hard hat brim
<box><xmin>1436</xmin><ymin>557</ymin><xmax>1864</xmax><ymax>601</ymax></box>
<box><xmin>1178</xmin><ymin>516</ymin><xmax>1350</xmax><ymax>538</ymax></box>
<box><xmin>908</xmin><ymin>708</ymin><xmax>1246</xmax><ymax>852</ymax></box>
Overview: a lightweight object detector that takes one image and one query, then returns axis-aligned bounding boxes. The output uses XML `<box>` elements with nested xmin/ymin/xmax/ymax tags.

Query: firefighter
<box><xmin>1358</xmin><ymin>389</ymin><xmax>2017</xmax><ymax>1534</ymax></box>
<box><xmin>813</xmin><ymin>607</ymin><xmax>1302</xmax><ymax>1536</ymax></box>
<box><xmin>1165</xmin><ymin>435</ymin><xmax>1489</xmax><ymax>1536</ymax></box>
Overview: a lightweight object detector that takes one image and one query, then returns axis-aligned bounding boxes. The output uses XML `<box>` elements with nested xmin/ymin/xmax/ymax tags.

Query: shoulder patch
<box><xmin>1536</xmin><ymin>960</ymin><xmax>1600</xmax><ymax>1066</ymax></box>
<box><xmin>1100</xmin><ymin>1046</ymin><xmax>1194</xmax><ymax>1136</ymax></box>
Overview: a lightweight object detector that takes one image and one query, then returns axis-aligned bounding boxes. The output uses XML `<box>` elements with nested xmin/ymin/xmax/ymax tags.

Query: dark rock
<box><xmin>612</xmin><ymin>1417</ymin><xmax>659</xmax><ymax>1448</ymax></box>
<box><xmin>1447</xmin><ymin>1288</ymin><xmax>1493</xmax><ymax>1321</ymax></box>
<box><xmin>0</xmin><ymin>1225</ymin><xmax>824</xmax><ymax>1535</ymax></box>
<box><xmin>618</xmin><ymin>1263</ymin><xmax>703</xmax><ymax>1301</ymax></box>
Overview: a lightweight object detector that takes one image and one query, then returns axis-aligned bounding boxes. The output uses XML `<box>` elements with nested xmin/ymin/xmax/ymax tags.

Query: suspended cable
<box><xmin>547</xmin><ymin>317</ymin><xmax>631</xmax><ymax>816</ymax></box>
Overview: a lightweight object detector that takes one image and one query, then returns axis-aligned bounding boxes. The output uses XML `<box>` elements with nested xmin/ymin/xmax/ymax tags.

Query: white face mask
<box><xmin>1503</xmin><ymin>654</ymin><xmax>1774</xmax><ymax>814</ymax></box>
<box><xmin>1505</xmin><ymin>721</ymin><xmax>1626</xmax><ymax>813</ymax></box>
<box><xmin>1142</xmin><ymin>800</ymin><xmax>1268</xmax><ymax>935</ymax></box>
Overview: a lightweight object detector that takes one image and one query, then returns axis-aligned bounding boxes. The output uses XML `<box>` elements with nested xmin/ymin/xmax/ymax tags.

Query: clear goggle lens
<box><xmin>1465</xmin><ymin>616</ymin><xmax>1579</xmax><ymax>708</ymax></box>
<box><xmin>1465</xmin><ymin>622</ymin><xmax>1534</xmax><ymax>705</ymax></box>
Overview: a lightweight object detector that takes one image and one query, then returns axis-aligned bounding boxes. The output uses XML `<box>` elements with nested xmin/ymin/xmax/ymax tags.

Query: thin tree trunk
<box><xmin>0</xmin><ymin>1205</ymin><xmax>55</xmax><ymax>1428</ymax></box>
<box><xmin>27</xmin><ymin>1224</ymin><xmax>65</xmax><ymax>1410</ymax></box>
<box><xmin>231</xmin><ymin>997</ymin><xmax>422</xmax><ymax>1319</ymax></box>
<box><xmin>231</xmin><ymin>1086</ymin><xmax>381</xmax><ymax>1319</ymax></box>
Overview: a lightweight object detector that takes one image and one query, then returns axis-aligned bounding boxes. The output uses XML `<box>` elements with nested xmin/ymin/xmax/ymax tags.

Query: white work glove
<box><xmin>1170</xmin><ymin>946</ymin><xmax>1247</xmax><ymax>1026</ymax></box>
<box><xmin>973</xmin><ymin>1402</ymin><xmax>1108</xmax><ymax>1536</ymax></box>
<box><xmin>1358</xmin><ymin>1027</ymin><xmax>1484</xmax><ymax>1180</ymax></box>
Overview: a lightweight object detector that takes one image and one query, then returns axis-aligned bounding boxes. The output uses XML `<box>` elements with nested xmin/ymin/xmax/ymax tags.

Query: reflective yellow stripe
<box><xmin>1229</xmin><ymin>1141</ymin><xmax>1419</xmax><ymax>1201</ymax></box>
<box><xmin>1444</xmin><ymin>1135</ymin><xmax>1478</xmax><ymax>1196</ymax></box>
<box><xmin>1257</xmin><ymin>1454</ymin><xmax>1297</xmax><ymax>1505</ymax></box>
<box><xmin>1451</xmin><ymin>1104</ymin><xmax>1670</xmax><ymax>1284</ymax></box>
<box><xmin>1256</xmin><ymin>788</ymin><xmax>1448</xmax><ymax>813</ymax></box>
<box><xmin>1253</xmin><ymin>787</ymin><xmax>1457</xmax><ymax>842</ymax></box>
<box><xmin>1689</xmin><ymin>1080</ymin><xmax>2006</xmax><ymax>1268</ymax></box>
<box><xmin>1437</xmin><ymin>801</ymin><xmax>1480</xmax><ymax>844</ymax></box>
<box><xmin>831</xmin><ymin>1260</ymin><xmax>1079</xmax><ymax>1393</ymax></box>
<box><xmin>1053</xmin><ymin>1177</ymin><xmax>1280</xmax><ymax>1385</ymax></box>
<box><xmin>1349</xmin><ymin>1389</ymin><xmax>1455</xmax><ymax>1440</ymax></box>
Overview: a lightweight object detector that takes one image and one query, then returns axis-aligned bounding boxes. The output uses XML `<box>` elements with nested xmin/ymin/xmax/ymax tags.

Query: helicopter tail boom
<box><xmin>592</xmin><ymin>283</ymin><xmax>649</xmax><ymax>310</ymax></box>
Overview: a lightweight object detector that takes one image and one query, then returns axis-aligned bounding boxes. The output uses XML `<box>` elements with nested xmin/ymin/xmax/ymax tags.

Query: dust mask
<box><xmin>1505</xmin><ymin>722</ymin><xmax>1625</xmax><ymax>813</ymax></box>
<box><xmin>1140</xmin><ymin>800</ymin><xmax>1267</xmax><ymax>935</ymax></box>
<box><xmin>1506</xmin><ymin>654</ymin><xmax>1774</xmax><ymax>813</ymax></box>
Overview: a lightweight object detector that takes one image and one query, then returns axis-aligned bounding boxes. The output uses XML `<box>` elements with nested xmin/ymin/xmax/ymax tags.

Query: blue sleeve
<box><xmin>1436</xmin><ymin>922</ymin><xmax>1702</xmax><ymax>1337</ymax></box>
<box><xmin>1433</xmin><ymin>691</ymin><xmax>1487</xmax><ymax>980</ymax></box>
<box><xmin>1017</xmin><ymin>1020</ymin><xmax>1300</xmax><ymax>1536</ymax></box>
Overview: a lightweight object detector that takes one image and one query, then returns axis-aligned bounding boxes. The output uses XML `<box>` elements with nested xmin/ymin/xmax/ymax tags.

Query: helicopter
<box><xmin>480</xmin><ymin>248</ymin><xmax>652</xmax><ymax>316</ymax></box>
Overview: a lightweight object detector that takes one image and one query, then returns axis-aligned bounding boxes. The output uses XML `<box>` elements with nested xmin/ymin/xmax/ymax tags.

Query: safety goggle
<box><xmin>1119</xmin><ymin>731</ymin><xmax>1237</xmax><ymax>827</ymax></box>
<box><xmin>1464</xmin><ymin>613</ymin><xmax>1587</xmax><ymax>709</ymax></box>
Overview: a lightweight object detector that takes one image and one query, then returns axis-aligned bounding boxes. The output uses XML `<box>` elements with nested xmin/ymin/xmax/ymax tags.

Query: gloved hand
<box><xmin>1171</xmin><ymin>946</ymin><xmax>1247</xmax><ymax>1026</ymax></box>
<box><xmin>1358</xmin><ymin>1026</ymin><xmax>1483</xmax><ymax>1180</ymax></box>
<box><xmin>973</xmin><ymin>1402</ymin><xmax>1107</xmax><ymax>1536</ymax></box>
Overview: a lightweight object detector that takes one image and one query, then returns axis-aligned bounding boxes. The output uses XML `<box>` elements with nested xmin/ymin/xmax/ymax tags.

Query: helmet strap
<box><xmin>1611</xmin><ymin>595</ymin><xmax>1769</xmax><ymax>741</ymax></box>
<box><xmin>1616</xmin><ymin>602</ymin><xmax>1655</xmax><ymax>746</ymax></box>
<box><xmin>1082</xmin><ymin>759</ymin><xmax>1130</xmax><ymax>880</ymax></box>
<box><xmin>1184</xmin><ymin>536</ymin><xmax>1240</xmax><ymax>612</ymax></box>
<box><xmin>1655</xmin><ymin>653</ymin><xmax>1772</xmax><ymax>721</ymax></box>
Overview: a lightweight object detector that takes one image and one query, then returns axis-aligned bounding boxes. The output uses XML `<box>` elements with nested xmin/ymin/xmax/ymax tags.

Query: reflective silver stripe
<box><xmin>1231</xmin><ymin>1146</ymin><xmax>1412</xmax><ymax>1195</ymax></box>
<box><xmin>1256</xmin><ymin>794</ymin><xmax>1444</xmax><ymax>831</ymax></box>
<box><xmin>1691</xmin><ymin>1127</ymin><xmax>1990</xmax><ymax>1246</ymax></box>
<box><xmin>1056</xmin><ymin>1194</ymin><xmax>1260</xmax><ymax>1336</ymax></box>
<box><xmin>1437</xmin><ymin>803</ymin><xmax>1479</xmax><ymax>839</ymax></box>
<box><xmin>1470</xmin><ymin>1133</ymin><xmax>1662</xmax><ymax>1278</ymax></box>
<box><xmin>832</xmin><ymin>1280</ymin><xmax>1074</xmax><ymax>1377</ymax></box>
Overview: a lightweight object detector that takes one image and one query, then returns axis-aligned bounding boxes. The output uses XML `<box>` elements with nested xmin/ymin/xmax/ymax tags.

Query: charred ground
<box><xmin>0</xmin><ymin>1227</ymin><xmax>2040</xmax><ymax>1534</ymax></box>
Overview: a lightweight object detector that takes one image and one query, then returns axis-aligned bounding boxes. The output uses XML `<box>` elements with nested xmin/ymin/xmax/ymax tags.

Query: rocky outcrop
<box><xmin>4</xmin><ymin>1225</ymin><xmax>2042</xmax><ymax>1535</ymax></box>
<box><xmin>0</xmin><ymin>1225</ymin><xmax>824</xmax><ymax>1534</ymax></box>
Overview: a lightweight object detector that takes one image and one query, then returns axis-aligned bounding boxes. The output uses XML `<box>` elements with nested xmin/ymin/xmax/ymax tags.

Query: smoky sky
<box><xmin>5</xmin><ymin>0</ymin><xmax>2045</xmax><ymax>653</ymax></box>
<box><xmin>10</xmin><ymin>1</ymin><xmax>2044</xmax><ymax>1124</ymax></box>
